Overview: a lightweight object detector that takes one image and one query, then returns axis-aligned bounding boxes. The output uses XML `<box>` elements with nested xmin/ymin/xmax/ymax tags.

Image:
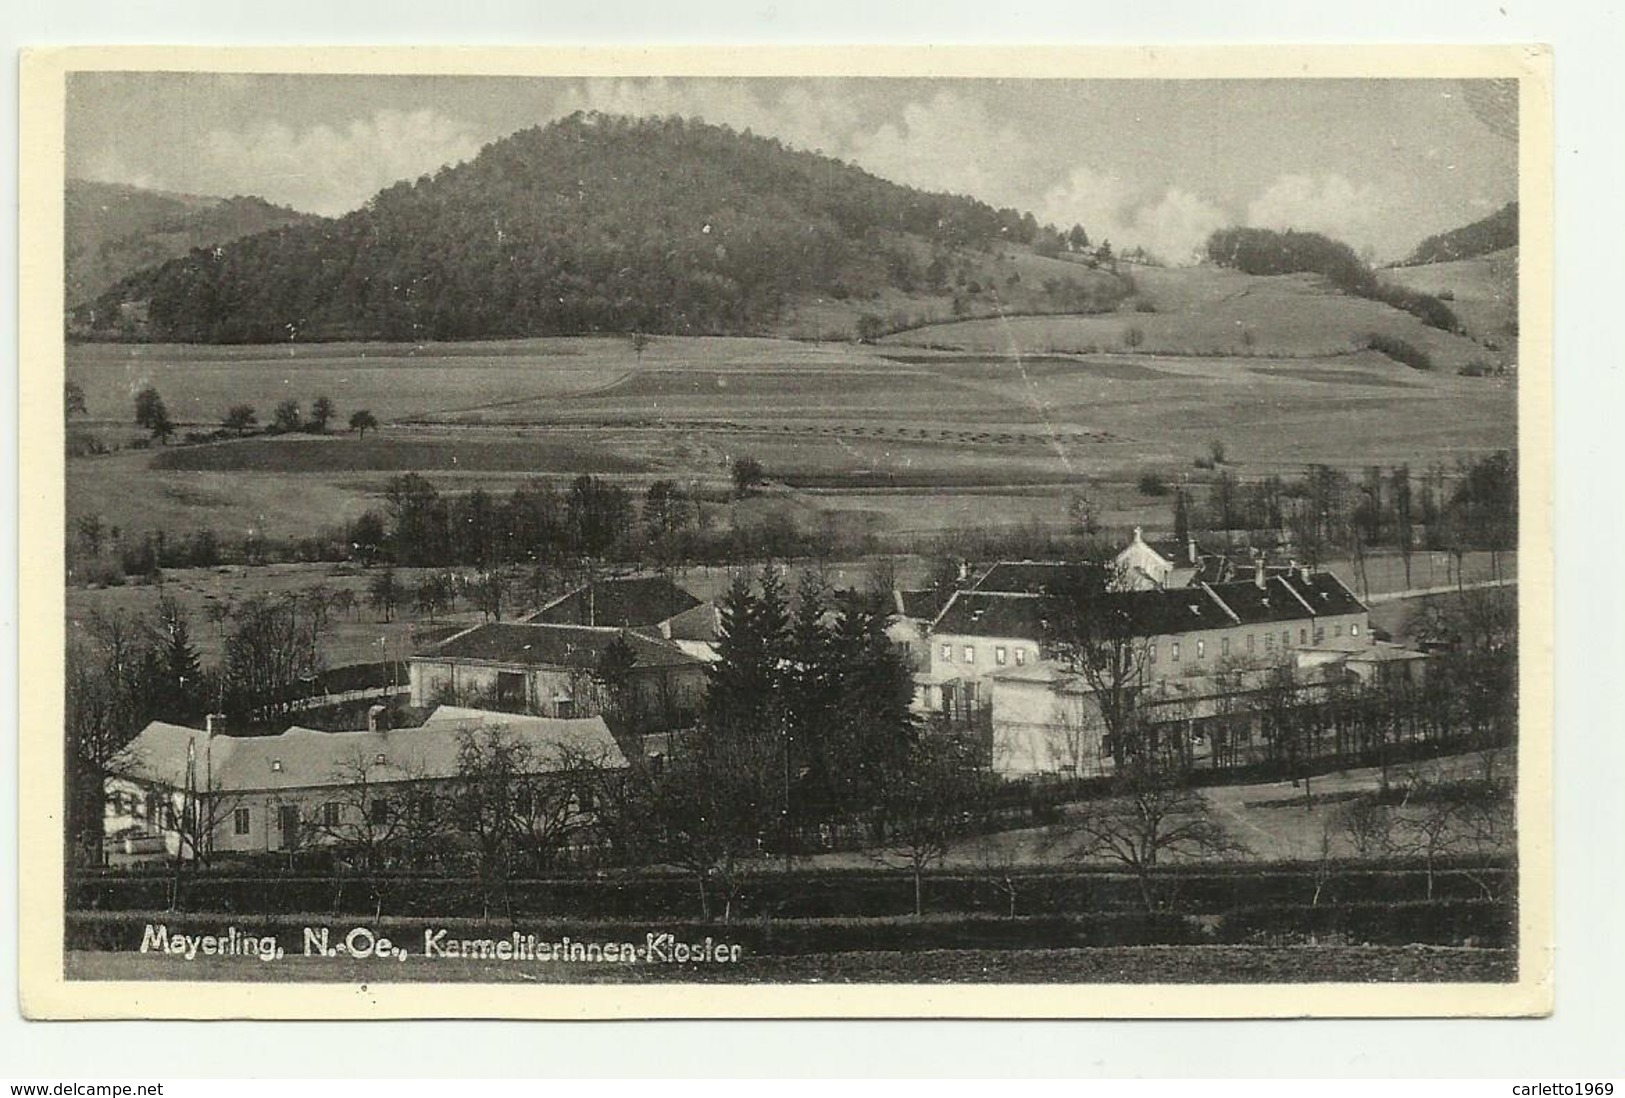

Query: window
<box><xmin>964</xmin><ymin>646</ymin><xmax>975</xmax><ymax>664</ymax></box>
<box><xmin>941</xmin><ymin>644</ymin><xmax>952</xmax><ymax>662</ymax></box>
<box><xmin>1221</xmin><ymin>636</ymin><xmax>1230</xmax><ymax>657</ymax></box>
<box><xmin>995</xmin><ymin>646</ymin><xmax>1007</xmax><ymax>666</ymax></box>
<box><xmin>1314</xmin><ymin>627</ymin><xmax>1325</xmax><ymax>644</ymax></box>
<box><xmin>497</xmin><ymin>670</ymin><xmax>526</xmax><ymax>707</ymax></box>
<box><xmin>233</xmin><ymin>807</ymin><xmax>251</xmax><ymax>836</ymax></box>
<box><xmin>321</xmin><ymin>802</ymin><xmax>341</xmax><ymax>827</ymax></box>
<box><xmin>1171</xmin><ymin>641</ymin><xmax>1181</xmax><ymax>663</ymax></box>
<box><xmin>1265</xmin><ymin>633</ymin><xmax>1275</xmax><ymax>652</ymax></box>
<box><xmin>1282</xmin><ymin>630</ymin><xmax>1290</xmax><ymax>648</ymax></box>
<box><xmin>1246</xmin><ymin>634</ymin><xmax>1255</xmax><ymax>653</ymax></box>
<box><xmin>1351</xmin><ymin>623</ymin><xmax>1361</xmax><ymax>637</ymax></box>
<box><xmin>1148</xmin><ymin>643</ymin><xmax>1157</xmax><ymax>664</ymax></box>
<box><xmin>278</xmin><ymin>804</ymin><xmax>299</xmax><ymax>836</ymax></box>
<box><xmin>1014</xmin><ymin>648</ymin><xmax>1026</xmax><ymax>666</ymax></box>
<box><xmin>1197</xmin><ymin>639</ymin><xmax>1206</xmax><ymax>659</ymax></box>
<box><xmin>414</xmin><ymin>794</ymin><xmax>436</xmax><ymax>822</ymax></box>
<box><xmin>578</xmin><ymin>789</ymin><xmax>596</xmax><ymax>814</ymax></box>
<box><xmin>1300</xmin><ymin>628</ymin><xmax>1308</xmax><ymax>645</ymax></box>
<box><xmin>369</xmin><ymin>798</ymin><xmax>390</xmax><ymax>825</ymax></box>
<box><xmin>1334</xmin><ymin>623</ymin><xmax>1343</xmax><ymax>637</ymax></box>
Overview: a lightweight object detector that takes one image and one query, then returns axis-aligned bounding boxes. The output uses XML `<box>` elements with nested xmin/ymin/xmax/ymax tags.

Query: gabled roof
<box><xmin>525</xmin><ymin>574</ymin><xmax>703</xmax><ymax>628</ymax></box>
<box><xmin>418</xmin><ymin>622</ymin><xmax>701</xmax><ymax>670</ymax></box>
<box><xmin>1206</xmin><ymin>576</ymin><xmax>1320</xmax><ymax>625</ymax></box>
<box><xmin>1095</xmin><ymin>587</ymin><xmax>1234</xmax><ymax>636</ymax></box>
<box><xmin>114</xmin><ymin>708</ymin><xmax>627</xmax><ymax>793</ymax></box>
<box><xmin>1280</xmin><ymin>569</ymin><xmax>1368</xmax><ymax>616</ymax></box>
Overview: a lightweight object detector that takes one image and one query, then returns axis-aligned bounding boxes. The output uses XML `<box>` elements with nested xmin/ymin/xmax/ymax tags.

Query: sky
<box><xmin>66</xmin><ymin>74</ymin><xmax>1518</xmax><ymax>264</ymax></box>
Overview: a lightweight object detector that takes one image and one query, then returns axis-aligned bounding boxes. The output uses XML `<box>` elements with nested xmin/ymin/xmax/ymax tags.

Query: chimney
<box><xmin>367</xmin><ymin>704</ymin><xmax>387</xmax><ymax>732</ymax></box>
<box><xmin>1188</xmin><ymin>537</ymin><xmax>1198</xmax><ymax>565</ymax></box>
<box><xmin>957</xmin><ymin>559</ymin><xmax>969</xmax><ymax>582</ymax></box>
<box><xmin>1300</xmin><ymin>565</ymin><xmax>1312</xmax><ymax>583</ymax></box>
<box><xmin>1255</xmin><ymin>560</ymin><xmax>1266</xmax><ymax>590</ymax></box>
<box><xmin>205</xmin><ymin>712</ymin><xmax>224</xmax><ymax>738</ymax></box>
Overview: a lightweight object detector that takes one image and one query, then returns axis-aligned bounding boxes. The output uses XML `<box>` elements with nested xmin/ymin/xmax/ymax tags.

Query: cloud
<box><xmin>841</xmin><ymin>89</ymin><xmax>1041</xmax><ymax>207</ymax></box>
<box><xmin>1039</xmin><ymin>167</ymin><xmax>1229</xmax><ymax>265</ymax></box>
<box><xmin>189</xmin><ymin>109</ymin><xmax>485</xmax><ymax>215</ymax></box>
<box><xmin>1245</xmin><ymin>173</ymin><xmax>1390</xmax><ymax>260</ymax></box>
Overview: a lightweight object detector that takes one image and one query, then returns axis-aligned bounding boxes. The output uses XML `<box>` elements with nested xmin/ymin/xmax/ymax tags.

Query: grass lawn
<box><xmin>65</xmin><ymin>943</ymin><xmax>1514</xmax><ymax>984</ymax></box>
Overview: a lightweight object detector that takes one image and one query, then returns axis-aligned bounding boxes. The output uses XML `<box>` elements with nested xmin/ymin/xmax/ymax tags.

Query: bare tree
<box><xmin>1056</xmin><ymin>725</ymin><xmax>1248</xmax><ymax>912</ymax></box>
<box><xmin>307</xmin><ymin>748</ymin><xmax>444</xmax><ymax>917</ymax></box>
<box><xmin>1044</xmin><ymin>559</ymin><xmax>1155</xmax><ymax>772</ymax></box>
<box><xmin>872</xmin><ymin>733</ymin><xmax>986</xmax><ymax>917</ymax></box>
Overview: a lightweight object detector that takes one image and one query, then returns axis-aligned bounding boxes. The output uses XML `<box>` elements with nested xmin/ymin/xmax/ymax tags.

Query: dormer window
<box><xmin>375</xmin><ymin>753</ymin><xmax>387</xmax><ymax>765</ymax></box>
<box><xmin>271</xmin><ymin>759</ymin><xmax>282</xmax><ymax>772</ymax></box>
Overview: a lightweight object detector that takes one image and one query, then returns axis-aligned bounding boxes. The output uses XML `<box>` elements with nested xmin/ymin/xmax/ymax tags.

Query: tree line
<box><xmin>120</xmin><ymin>384</ymin><xmax>378</xmax><ymax>445</ymax></box>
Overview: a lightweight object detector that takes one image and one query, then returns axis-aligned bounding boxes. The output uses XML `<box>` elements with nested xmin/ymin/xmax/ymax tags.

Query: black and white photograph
<box><xmin>19</xmin><ymin>46</ymin><xmax>1552</xmax><ymax>1019</ymax></box>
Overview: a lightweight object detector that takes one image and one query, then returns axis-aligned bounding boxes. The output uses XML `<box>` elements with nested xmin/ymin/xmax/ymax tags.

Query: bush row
<box><xmin>71</xmin><ymin>863</ymin><xmax>1513</xmax><ymax>921</ymax></box>
<box><xmin>66</xmin><ymin>898</ymin><xmax>1513</xmax><ymax>956</ymax></box>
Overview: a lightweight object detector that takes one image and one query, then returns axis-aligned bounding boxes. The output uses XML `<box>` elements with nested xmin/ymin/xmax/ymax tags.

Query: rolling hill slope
<box><xmin>75</xmin><ymin>113</ymin><xmax>1128</xmax><ymax>344</ymax></box>
<box><xmin>65</xmin><ymin>180</ymin><xmax>317</xmax><ymax>308</ymax></box>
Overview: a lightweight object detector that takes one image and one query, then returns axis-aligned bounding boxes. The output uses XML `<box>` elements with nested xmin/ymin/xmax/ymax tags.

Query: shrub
<box><xmin>1134</xmin><ymin>299</ymin><xmax>1157</xmax><ymax>313</ymax></box>
<box><xmin>1137</xmin><ymin>472</ymin><xmax>1171</xmax><ymax>497</ymax></box>
<box><xmin>1365</xmin><ymin>333</ymin><xmax>1433</xmax><ymax>370</ymax></box>
<box><xmin>1123</xmin><ymin>326</ymin><xmax>1146</xmax><ymax>349</ymax></box>
<box><xmin>1458</xmin><ymin>359</ymin><xmax>1497</xmax><ymax>378</ymax></box>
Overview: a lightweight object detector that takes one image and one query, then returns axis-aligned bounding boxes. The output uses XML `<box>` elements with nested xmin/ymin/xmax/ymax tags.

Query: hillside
<box><xmin>1380</xmin><ymin>247</ymin><xmax>1518</xmax><ymax>349</ymax></box>
<box><xmin>75</xmin><ymin>113</ymin><xmax>1129</xmax><ymax>344</ymax></box>
<box><xmin>1402</xmin><ymin>202</ymin><xmax>1518</xmax><ymax>266</ymax></box>
<box><xmin>885</xmin><ymin>262</ymin><xmax>1511</xmax><ymax>373</ymax></box>
<box><xmin>65</xmin><ymin>180</ymin><xmax>316</xmax><ymax>308</ymax></box>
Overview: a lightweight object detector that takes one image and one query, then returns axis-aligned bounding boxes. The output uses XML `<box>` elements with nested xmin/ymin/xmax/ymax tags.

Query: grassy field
<box><xmin>1381</xmin><ymin>248</ymin><xmax>1519</xmax><ymax>349</ymax></box>
<box><xmin>67</xmin><ymin>344</ymin><xmax>1514</xmax><ymax>546</ymax></box>
<box><xmin>887</xmin><ymin>265</ymin><xmax>1510</xmax><ymax>373</ymax></box>
<box><xmin>65</xmin><ymin>262</ymin><xmax>1517</xmax><ymax>572</ymax></box>
<box><xmin>65</xmin><ymin>943</ymin><xmax>1514</xmax><ymax>984</ymax></box>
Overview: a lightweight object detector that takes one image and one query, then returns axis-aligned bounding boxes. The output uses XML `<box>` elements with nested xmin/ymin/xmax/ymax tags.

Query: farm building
<box><xmin>102</xmin><ymin>705</ymin><xmax>627</xmax><ymax>863</ymax></box>
<box><xmin>408</xmin><ymin>621</ymin><xmax>708</xmax><ymax>733</ymax></box>
<box><xmin>523</xmin><ymin>573</ymin><xmax>717</xmax><ymax>641</ymax></box>
<box><xmin>920</xmin><ymin>557</ymin><xmax>1418</xmax><ymax>776</ymax></box>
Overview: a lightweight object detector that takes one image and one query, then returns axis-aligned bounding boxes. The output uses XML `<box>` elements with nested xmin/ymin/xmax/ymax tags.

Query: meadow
<box><xmin>65</xmin><ymin>258</ymin><xmax>1517</xmax><ymax>589</ymax></box>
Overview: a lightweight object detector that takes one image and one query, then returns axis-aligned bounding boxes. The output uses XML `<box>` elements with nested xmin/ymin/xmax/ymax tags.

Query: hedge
<box><xmin>70</xmin><ymin>862</ymin><xmax>1513</xmax><ymax>921</ymax></box>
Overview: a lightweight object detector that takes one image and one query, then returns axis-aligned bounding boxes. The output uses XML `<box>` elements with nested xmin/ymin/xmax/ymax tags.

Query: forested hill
<box><xmin>66</xmin><ymin>180</ymin><xmax>316</xmax><ymax>308</ymax></box>
<box><xmin>77</xmin><ymin>112</ymin><xmax>1094</xmax><ymax>343</ymax></box>
<box><xmin>1402</xmin><ymin>202</ymin><xmax>1518</xmax><ymax>266</ymax></box>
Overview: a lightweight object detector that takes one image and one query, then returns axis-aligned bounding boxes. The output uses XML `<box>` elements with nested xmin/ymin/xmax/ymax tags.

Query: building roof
<box><xmin>115</xmin><ymin>707</ymin><xmax>627</xmax><ymax>793</ymax></box>
<box><xmin>895</xmin><ymin>587</ymin><xmax>954</xmax><ymax>621</ymax></box>
<box><xmin>1280</xmin><ymin>569</ymin><xmax>1368</xmax><ymax>616</ymax></box>
<box><xmin>524</xmin><ymin>574</ymin><xmax>703</xmax><ymax>628</ymax></box>
<box><xmin>417</xmin><ymin>622</ymin><xmax>701</xmax><ymax>670</ymax></box>
<box><xmin>934</xmin><ymin>591</ymin><xmax>1052</xmax><ymax>640</ymax></box>
<box><xmin>972</xmin><ymin>560</ymin><xmax>1096</xmax><ymax>596</ymax></box>
<box><xmin>1205</xmin><ymin>576</ymin><xmax>1318</xmax><ymax>625</ymax></box>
